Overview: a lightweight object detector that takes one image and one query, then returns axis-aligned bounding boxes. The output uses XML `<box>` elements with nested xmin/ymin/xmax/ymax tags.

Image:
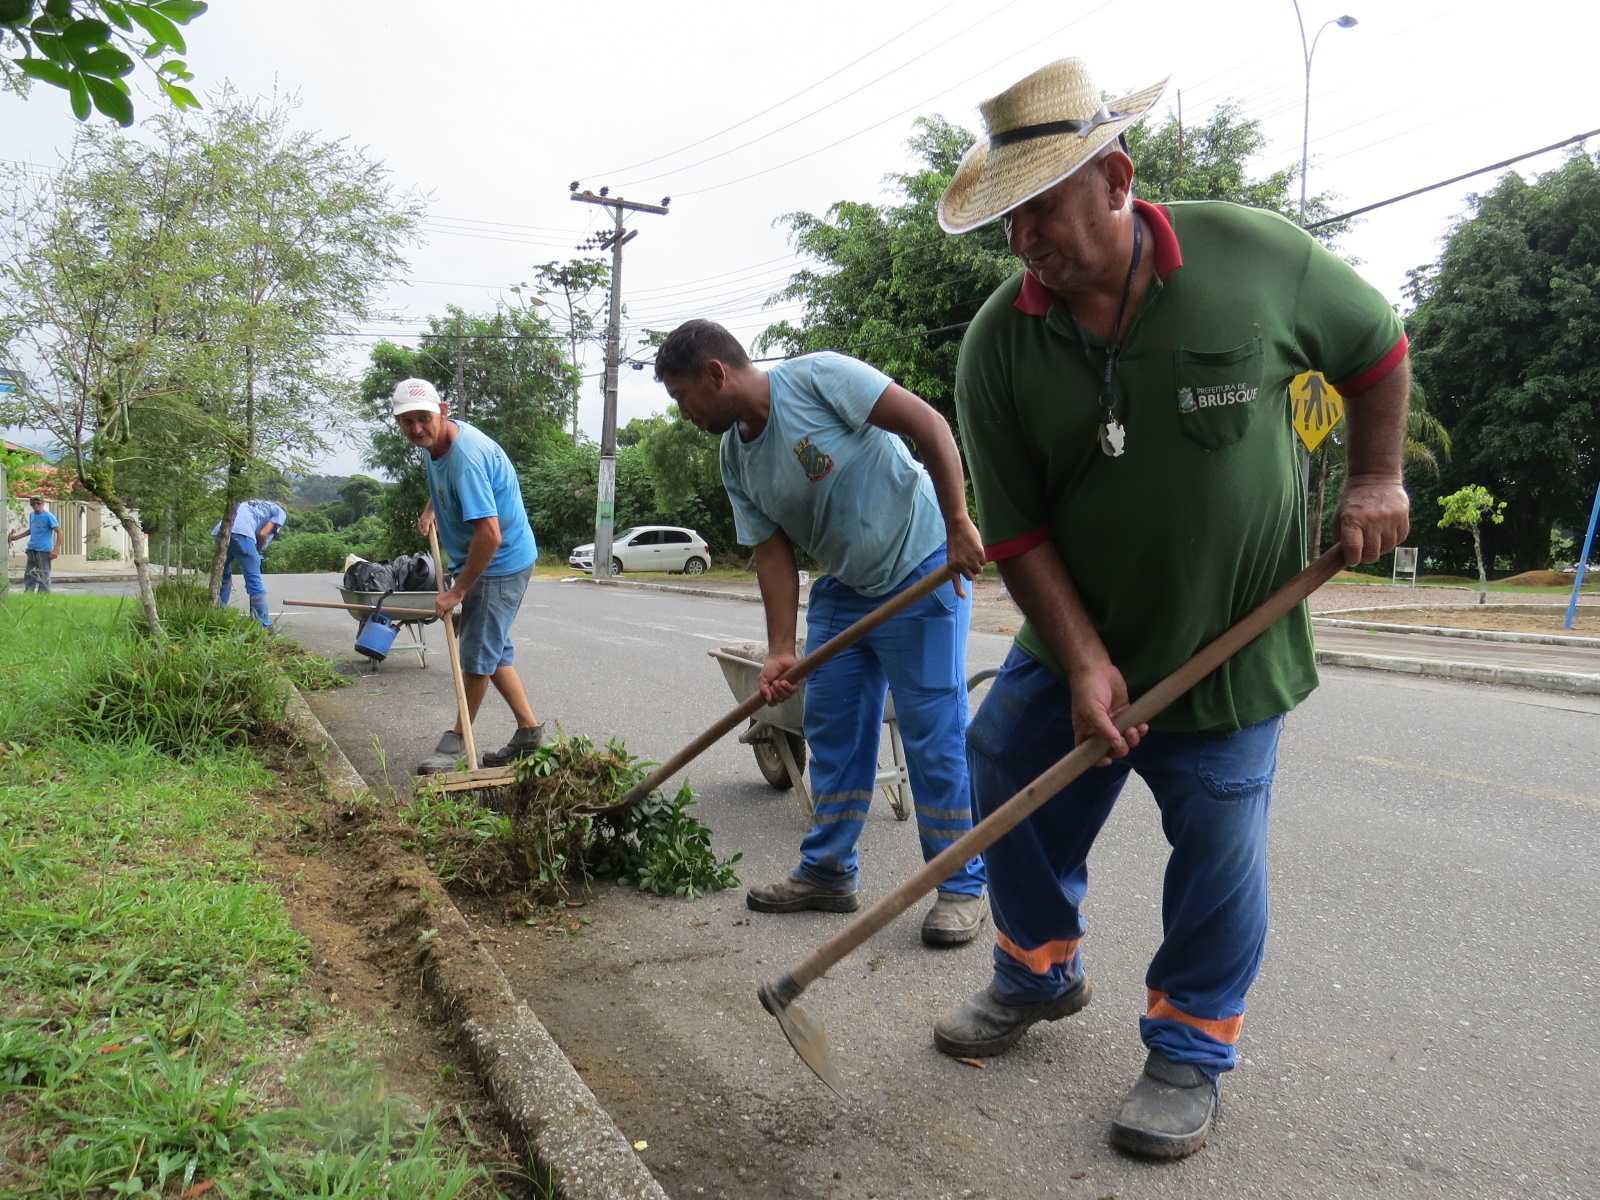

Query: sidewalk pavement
<box><xmin>600</xmin><ymin>573</ymin><xmax>1600</xmax><ymax>696</ymax></box>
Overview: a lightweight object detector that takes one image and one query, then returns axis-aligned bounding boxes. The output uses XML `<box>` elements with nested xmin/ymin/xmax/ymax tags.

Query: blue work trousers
<box><xmin>968</xmin><ymin>645</ymin><xmax>1283</xmax><ymax>1076</ymax></box>
<box><xmin>796</xmin><ymin>548</ymin><xmax>985</xmax><ymax>898</ymax></box>
<box><xmin>217</xmin><ymin>534</ymin><xmax>271</xmax><ymax>625</ymax></box>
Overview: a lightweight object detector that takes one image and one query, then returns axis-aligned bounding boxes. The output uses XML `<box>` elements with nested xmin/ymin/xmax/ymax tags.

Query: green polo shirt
<box><xmin>956</xmin><ymin>199</ymin><xmax>1406</xmax><ymax>732</ymax></box>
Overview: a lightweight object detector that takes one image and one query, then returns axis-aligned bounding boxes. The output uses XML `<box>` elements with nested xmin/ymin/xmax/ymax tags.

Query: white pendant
<box><xmin>1099</xmin><ymin>418</ymin><xmax>1127</xmax><ymax>458</ymax></box>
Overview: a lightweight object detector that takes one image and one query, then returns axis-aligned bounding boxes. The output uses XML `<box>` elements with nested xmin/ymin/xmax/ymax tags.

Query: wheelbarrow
<box><xmin>710</xmin><ymin>641</ymin><xmax>913</xmax><ymax>823</ymax></box>
<box><xmin>337</xmin><ymin>587</ymin><xmax>441</xmax><ymax>670</ymax></box>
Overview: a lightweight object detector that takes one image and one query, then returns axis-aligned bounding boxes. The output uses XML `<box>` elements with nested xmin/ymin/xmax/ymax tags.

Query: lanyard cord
<box><xmin>1072</xmin><ymin>214</ymin><xmax>1144</xmax><ymax>420</ymax></box>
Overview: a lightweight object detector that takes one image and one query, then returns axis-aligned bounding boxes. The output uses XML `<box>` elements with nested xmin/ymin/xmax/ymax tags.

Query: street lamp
<box><xmin>1295</xmin><ymin>4</ymin><xmax>1357</xmax><ymax>224</ymax></box>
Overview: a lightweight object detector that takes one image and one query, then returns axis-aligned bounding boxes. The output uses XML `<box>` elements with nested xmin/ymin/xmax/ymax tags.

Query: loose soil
<box><xmin>253</xmin><ymin>748</ymin><xmax>534</xmax><ymax>1195</ymax></box>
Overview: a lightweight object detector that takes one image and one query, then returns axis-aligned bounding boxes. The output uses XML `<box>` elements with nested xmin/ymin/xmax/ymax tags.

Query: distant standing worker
<box><xmin>391</xmin><ymin>378</ymin><xmax>547</xmax><ymax>774</ymax></box>
<box><xmin>8</xmin><ymin>495</ymin><xmax>60</xmax><ymax>593</ymax></box>
<box><xmin>211</xmin><ymin>498</ymin><xmax>287</xmax><ymax>628</ymax></box>
<box><xmin>655</xmin><ymin>321</ymin><xmax>990</xmax><ymax>946</ymax></box>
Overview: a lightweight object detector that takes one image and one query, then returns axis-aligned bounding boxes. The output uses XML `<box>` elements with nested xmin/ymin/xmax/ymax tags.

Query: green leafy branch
<box><xmin>1</xmin><ymin>0</ymin><xmax>206</xmax><ymax>125</ymax></box>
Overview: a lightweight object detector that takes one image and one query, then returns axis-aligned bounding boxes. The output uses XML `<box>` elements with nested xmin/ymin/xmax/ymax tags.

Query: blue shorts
<box><xmin>456</xmin><ymin>566</ymin><xmax>531</xmax><ymax>675</ymax></box>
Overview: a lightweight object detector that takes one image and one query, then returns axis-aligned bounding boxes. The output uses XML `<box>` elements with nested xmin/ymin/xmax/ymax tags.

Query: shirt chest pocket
<box><xmin>1173</xmin><ymin>339</ymin><xmax>1265</xmax><ymax>450</ymax></box>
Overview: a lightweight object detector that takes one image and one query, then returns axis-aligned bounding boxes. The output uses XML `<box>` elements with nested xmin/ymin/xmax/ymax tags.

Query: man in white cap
<box><xmin>390</xmin><ymin>378</ymin><xmax>546</xmax><ymax>774</ymax></box>
<box><xmin>935</xmin><ymin>59</ymin><xmax>1411</xmax><ymax>1158</ymax></box>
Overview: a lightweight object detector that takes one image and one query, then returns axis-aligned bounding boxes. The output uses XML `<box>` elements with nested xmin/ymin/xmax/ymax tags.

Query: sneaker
<box><xmin>920</xmin><ymin>890</ymin><xmax>990</xmax><ymax>947</ymax></box>
<box><xmin>1110</xmin><ymin>1048</ymin><xmax>1220</xmax><ymax>1160</ymax></box>
<box><xmin>933</xmin><ymin>978</ymin><xmax>1093</xmax><ymax>1058</ymax></box>
<box><xmin>745</xmin><ymin>873</ymin><xmax>859</xmax><ymax>914</ymax></box>
<box><xmin>415</xmin><ymin>730</ymin><xmax>465</xmax><ymax>776</ymax></box>
<box><xmin>480</xmin><ymin>723</ymin><xmax>545</xmax><ymax>768</ymax></box>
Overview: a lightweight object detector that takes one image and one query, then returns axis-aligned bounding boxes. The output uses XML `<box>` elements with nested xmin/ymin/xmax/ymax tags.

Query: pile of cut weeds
<box><xmin>397</xmin><ymin>734</ymin><xmax>741</xmax><ymax>907</ymax></box>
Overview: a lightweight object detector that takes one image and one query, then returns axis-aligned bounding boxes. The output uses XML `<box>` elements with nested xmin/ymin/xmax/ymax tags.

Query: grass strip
<box><xmin>0</xmin><ymin>594</ymin><xmax>520</xmax><ymax>1199</ymax></box>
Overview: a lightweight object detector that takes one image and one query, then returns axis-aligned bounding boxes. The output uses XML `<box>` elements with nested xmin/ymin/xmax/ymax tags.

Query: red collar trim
<box><xmin>1014</xmin><ymin>199</ymin><xmax>1184</xmax><ymax>316</ymax></box>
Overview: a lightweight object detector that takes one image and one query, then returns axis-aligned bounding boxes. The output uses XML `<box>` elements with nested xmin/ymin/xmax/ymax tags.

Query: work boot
<box><xmin>1110</xmin><ymin>1048</ymin><xmax>1221</xmax><ymax>1160</ymax></box>
<box><xmin>415</xmin><ymin>730</ymin><xmax>466</xmax><ymax>776</ymax></box>
<box><xmin>933</xmin><ymin>978</ymin><xmax>1093</xmax><ymax>1058</ymax></box>
<box><xmin>746</xmin><ymin>873</ymin><xmax>859</xmax><ymax>914</ymax></box>
<box><xmin>920</xmin><ymin>890</ymin><xmax>990</xmax><ymax>947</ymax></box>
<box><xmin>480</xmin><ymin>723</ymin><xmax>545</xmax><ymax>769</ymax></box>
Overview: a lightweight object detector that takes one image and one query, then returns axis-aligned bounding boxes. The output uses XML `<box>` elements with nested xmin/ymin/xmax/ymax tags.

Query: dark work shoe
<box><xmin>415</xmin><ymin>730</ymin><xmax>465</xmax><ymax>776</ymax></box>
<box><xmin>920</xmin><ymin>891</ymin><xmax>990</xmax><ymax>947</ymax></box>
<box><xmin>745</xmin><ymin>873</ymin><xmax>859</xmax><ymax>914</ymax></box>
<box><xmin>933</xmin><ymin>978</ymin><xmax>1093</xmax><ymax>1058</ymax></box>
<box><xmin>1110</xmin><ymin>1048</ymin><xmax>1221</xmax><ymax>1159</ymax></box>
<box><xmin>480</xmin><ymin>723</ymin><xmax>545</xmax><ymax>769</ymax></box>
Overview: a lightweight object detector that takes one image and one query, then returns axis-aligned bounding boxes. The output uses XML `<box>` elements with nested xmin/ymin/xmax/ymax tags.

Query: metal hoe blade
<box><xmin>758</xmin><ymin>975</ymin><xmax>844</xmax><ymax>1097</ymax></box>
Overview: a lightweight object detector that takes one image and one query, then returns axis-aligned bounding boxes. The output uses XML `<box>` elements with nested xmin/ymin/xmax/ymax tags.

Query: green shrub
<box><xmin>71</xmin><ymin>628</ymin><xmax>287</xmax><ymax>755</ymax></box>
<box><xmin>86</xmin><ymin>545</ymin><xmax>121</xmax><ymax>561</ymax></box>
<box><xmin>263</xmin><ymin>532</ymin><xmax>363</xmax><ymax>573</ymax></box>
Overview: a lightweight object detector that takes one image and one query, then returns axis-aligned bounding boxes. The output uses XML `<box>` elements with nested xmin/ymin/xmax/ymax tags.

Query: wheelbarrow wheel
<box><xmin>751</xmin><ymin>721</ymin><xmax>807</xmax><ymax>790</ymax></box>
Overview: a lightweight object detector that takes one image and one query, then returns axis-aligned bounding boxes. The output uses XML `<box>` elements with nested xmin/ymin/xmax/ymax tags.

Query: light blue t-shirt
<box><xmin>424</xmin><ymin>419</ymin><xmax>538</xmax><ymax>576</ymax></box>
<box><xmin>720</xmin><ymin>352</ymin><xmax>943</xmax><ymax>597</ymax></box>
<box><xmin>26</xmin><ymin>508</ymin><xmax>59</xmax><ymax>552</ymax></box>
<box><xmin>212</xmin><ymin>500</ymin><xmax>287</xmax><ymax>545</ymax></box>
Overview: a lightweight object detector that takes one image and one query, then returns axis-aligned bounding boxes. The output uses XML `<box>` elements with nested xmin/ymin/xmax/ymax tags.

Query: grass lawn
<box><xmin>0</xmin><ymin>592</ymin><xmax>522</xmax><ymax>1199</ymax></box>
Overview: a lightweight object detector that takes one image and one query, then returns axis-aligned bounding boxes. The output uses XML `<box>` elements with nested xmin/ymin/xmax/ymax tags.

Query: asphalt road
<box><xmin>64</xmin><ymin>572</ymin><xmax>1600</xmax><ymax>1198</ymax></box>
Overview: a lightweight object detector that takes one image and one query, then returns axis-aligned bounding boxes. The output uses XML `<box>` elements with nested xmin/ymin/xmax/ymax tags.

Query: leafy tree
<box><xmin>1407</xmin><ymin>150</ymin><xmax>1600</xmax><ymax>572</ymax></box>
<box><xmin>0</xmin><ymin>94</ymin><xmax>421</xmax><ymax>624</ymax></box>
<box><xmin>1437</xmin><ymin>484</ymin><xmax>1506</xmax><ymax>601</ymax></box>
<box><xmin>360</xmin><ymin>303</ymin><xmax>574</xmax><ymax>556</ymax></box>
<box><xmin>1</xmin><ymin>0</ymin><xmax>205</xmax><ymax>125</ymax></box>
<box><xmin>336</xmin><ymin>474</ymin><xmax>384</xmax><ymax>525</ymax></box>
<box><xmin>524</xmin><ymin>258</ymin><xmax>609</xmax><ymax>441</ymax></box>
<box><xmin>632</xmin><ymin>408</ymin><xmax>735</xmax><ymax>553</ymax></box>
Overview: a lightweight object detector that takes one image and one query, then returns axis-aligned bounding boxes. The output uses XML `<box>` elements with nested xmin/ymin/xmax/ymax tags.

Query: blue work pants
<box><xmin>796</xmin><ymin>549</ymin><xmax>985</xmax><ymax>898</ymax></box>
<box><xmin>217</xmin><ymin>534</ymin><xmax>271</xmax><ymax>625</ymax></box>
<box><xmin>968</xmin><ymin>645</ymin><xmax>1283</xmax><ymax>1076</ymax></box>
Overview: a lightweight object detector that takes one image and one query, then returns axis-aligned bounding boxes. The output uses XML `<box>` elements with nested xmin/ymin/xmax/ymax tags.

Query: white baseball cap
<box><xmin>391</xmin><ymin>377</ymin><xmax>442</xmax><ymax>416</ymax></box>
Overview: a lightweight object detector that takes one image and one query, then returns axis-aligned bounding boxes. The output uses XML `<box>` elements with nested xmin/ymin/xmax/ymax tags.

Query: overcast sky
<box><xmin>4</xmin><ymin>0</ymin><xmax>1596</xmax><ymax>476</ymax></box>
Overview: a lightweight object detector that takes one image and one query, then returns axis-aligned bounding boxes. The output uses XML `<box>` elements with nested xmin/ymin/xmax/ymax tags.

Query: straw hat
<box><xmin>939</xmin><ymin>59</ymin><xmax>1168</xmax><ymax>235</ymax></box>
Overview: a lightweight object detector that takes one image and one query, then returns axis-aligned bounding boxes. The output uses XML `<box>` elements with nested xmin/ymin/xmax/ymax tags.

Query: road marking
<box><xmin>1353</xmin><ymin>754</ymin><xmax>1600</xmax><ymax>810</ymax></box>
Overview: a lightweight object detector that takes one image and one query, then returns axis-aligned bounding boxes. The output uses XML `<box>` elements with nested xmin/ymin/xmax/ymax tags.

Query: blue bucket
<box><xmin>355</xmin><ymin>591</ymin><xmax>400</xmax><ymax>661</ymax></box>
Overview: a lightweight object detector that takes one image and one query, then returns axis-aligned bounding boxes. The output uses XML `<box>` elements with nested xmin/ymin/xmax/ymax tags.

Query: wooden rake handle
<box><xmin>782</xmin><ymin>546</ymin><xmax>1346</xmax><ymax>991</ymax></box>
<box><xmin>584</xmin><ymin>564</ymin><xmax>960</xmax><ymax>815</ymax></box>
<box><xmin>427</xmin><ymin>525</ymin><xmax>477</xmax><ymax>773</ymax></box>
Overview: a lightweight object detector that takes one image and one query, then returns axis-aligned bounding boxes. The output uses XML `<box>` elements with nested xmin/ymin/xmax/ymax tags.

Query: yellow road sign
<box><xmin>1291</xmin><ymin>371</ymin><xmax>1343</xmax><ymax>452</ymax></box>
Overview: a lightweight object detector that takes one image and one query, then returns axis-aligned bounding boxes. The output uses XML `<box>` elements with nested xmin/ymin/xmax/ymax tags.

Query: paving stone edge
<box><xmin>281</xmin><ymin>687</ymin><xmax>668</xmax><ymax>1200</ymax></box>
<box><xmin>1315</xmin><ymin>649</ymin><xmax>1600</xmax><ymax>695</ymax></box>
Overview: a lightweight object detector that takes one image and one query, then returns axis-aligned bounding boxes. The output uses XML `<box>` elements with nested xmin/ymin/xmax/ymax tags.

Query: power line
<box><xmin>677</xmin><ymin>0</ymin><xmax>1120</xmax><ymax>196</ymax></box>
<box><xmin>1307</xmin><ymin>127</ymin><xmax>1600</xmax><ymax>229</ymax></box>
<box><xmin>585</xmin><ymin>0</ymin><xmax>969</xmax><ymax>181</ymax></box>
<box><xmin>615</xmin><ymin>0</ymin><xmax>1026</xmax><ymax>189</ymax></box>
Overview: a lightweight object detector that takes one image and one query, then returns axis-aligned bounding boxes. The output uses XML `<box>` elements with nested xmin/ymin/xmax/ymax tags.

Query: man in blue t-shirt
<box><xmin>390</xmin><ymin>378</ymin><xmax>546</xmax><ymax>775</ymax></box>
<box><xmin>211</xmin><ymin>498</ymin><xmax>287</xmax><ymax>627</ymax></box>
<box><xmin>655</xmin><ymin>319</ymin><xmax>990</xmax><ymax>947</ymax></box>
<box><xmin>8</xmin><ymin>496</ymin><xmax>60</xmax><ymax>593</ymax></box>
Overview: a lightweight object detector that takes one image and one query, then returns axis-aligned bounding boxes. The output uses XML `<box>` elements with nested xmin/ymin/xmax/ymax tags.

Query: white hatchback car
<box><xmin>569</xmin><ymin>526</ymin><xmax>712</xmax><ymax>575</ymax></box>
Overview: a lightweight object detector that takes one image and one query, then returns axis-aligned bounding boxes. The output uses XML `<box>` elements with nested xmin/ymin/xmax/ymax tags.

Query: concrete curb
<box><xmin>1315</xmin><ymin>649</ymin><xmax>1600</xmax><ymax>695</ymax></box>
<box><xmin>559</xmin><ymin>574</ymin><xmax>804</xmax><ymax>607</ymax></box>
<box><xmin>1313</xmin><ymin>616</ymin><xmax>1600</xmax><ymax>648</ymax></box>
<box><xmin>281</xmin><ymin>689</ymin><xmax>668</xmax><ymax>1200</ymax></box>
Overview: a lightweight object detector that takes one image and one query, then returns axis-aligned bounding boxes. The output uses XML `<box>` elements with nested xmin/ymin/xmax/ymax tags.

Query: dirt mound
<box><xmin>1499</xmin><ymin>570</ymin><xmax>1573</xmax><ymax>587</ymax></box>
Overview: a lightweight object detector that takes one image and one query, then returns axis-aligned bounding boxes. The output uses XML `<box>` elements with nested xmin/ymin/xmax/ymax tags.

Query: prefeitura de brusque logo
<box><xmin>793</xmin><ymin>437</ymin><xmax>835</xmax><ymax>482</ymax></box>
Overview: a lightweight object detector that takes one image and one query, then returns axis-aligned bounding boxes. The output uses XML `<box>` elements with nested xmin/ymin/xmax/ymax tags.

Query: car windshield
<box><xmin>614</xmin><ymin>528</ymin><xmax>641</xmax><ymax>541</ymax></box>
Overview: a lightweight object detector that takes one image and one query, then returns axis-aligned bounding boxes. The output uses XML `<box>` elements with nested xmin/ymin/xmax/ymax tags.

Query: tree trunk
<box><xmin>1473</xmin><ymin>526</ymin><xmax>1487</xmax><ymax>605</ymax></box>
<box><xmin>1309</xmin><ymin>449</ymin><xmax>1329</xmax><ymax>559</ymax></box>
<box><xmin>101</xmin><ymin>494</ymin><xmax>163</xmax><ymax>636</ymax></box>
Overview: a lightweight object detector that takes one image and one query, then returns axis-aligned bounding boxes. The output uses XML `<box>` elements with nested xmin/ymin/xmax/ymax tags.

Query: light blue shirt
<box><xmin>720</xmin><ymin>352</ymin><xmax>943</xmax><ymax>597</ymax></box>
<box><xmin>212</xmin><ymin>500</ymin><xmax>287</xmax><ymax>545</ymax></box>
<box><xmin>424</xmin><ymin>419</ymin><xmax>538</xmax><ymax>576</ymax></box>
<box><xmin>26</xmin><ymin>508</ymin><xmax>59</xmax><ymax>552</ymax></box>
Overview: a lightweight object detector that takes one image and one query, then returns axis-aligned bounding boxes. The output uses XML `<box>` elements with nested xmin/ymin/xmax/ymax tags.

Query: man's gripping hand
<box><xmin>1069</xmin><ymin>661</ymin><xmax>1146</xmax><ymax>768</ymax></box>
<box><xmin>759</xmin><ymin>649</ymin><xmax>800</xmax><ymax>706</ymax></box>
<box><xmin>945</xmin><ymin>514</ymin><xmax>986</xmax><ymax>599</ymax></box>
<box><xmin>1337</xmin><ymin>476</ymin><xmax>1410</xmax><ymax>565</ymax></box>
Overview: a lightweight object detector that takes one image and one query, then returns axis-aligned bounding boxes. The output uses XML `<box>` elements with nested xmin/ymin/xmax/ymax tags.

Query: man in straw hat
<box><xmin>655</xmin><ymin>320</ymin><xmax>990</xmax><ymax>946</ymax></box>
<box><xmin>935</xmin><ymin>59</ymin><xmax>1411</xmax><ymax>1158</ymax></box>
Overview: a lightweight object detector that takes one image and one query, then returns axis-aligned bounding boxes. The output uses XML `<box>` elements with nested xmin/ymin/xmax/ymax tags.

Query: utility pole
<box><xmin>569</xmin><ymin>185</ymin><xmax>669</xmax><ymax>580</ymax></box>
